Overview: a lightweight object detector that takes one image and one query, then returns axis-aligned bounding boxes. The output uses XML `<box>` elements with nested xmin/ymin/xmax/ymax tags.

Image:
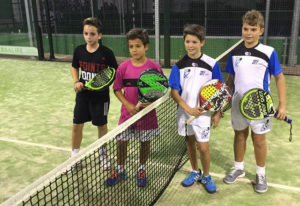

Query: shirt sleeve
<box><xmin>169</xmin><ymin>64</ymin><xmax>181</xmax><ymax>93</ymax></box>
<box><xmin>212</xmin><ymin>62</ymin><xmax>224</xmax><ymax>82</ymax></box>
<box><xmin>71</xmin><ymin>47</ymin><xmax>79</xmax><ymax>69</ymax></box>
<box><xmin>107</xmin><ymin>49</ymin><xmax>118</xmax><ymax>70</ymax></box>
<box><xmin>268</xmin><ymin>50</ymin><xmax>282</xmax><ymax>76</ymax></box>
<box><xmin>113</xmin><ymin>64</ymin><xmax>124</xmax><ymax>91</ymax></box>
<box><xmin>225</xmin><ymin>53</ymin><xmax>234</xmax><ymax>75</ymax></box>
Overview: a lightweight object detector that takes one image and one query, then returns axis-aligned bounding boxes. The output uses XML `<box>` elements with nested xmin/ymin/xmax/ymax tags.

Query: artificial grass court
<box><xmin>0</xmin><ymin>58</ymin><xmax>299</xmax><ymax>206</ymax></box>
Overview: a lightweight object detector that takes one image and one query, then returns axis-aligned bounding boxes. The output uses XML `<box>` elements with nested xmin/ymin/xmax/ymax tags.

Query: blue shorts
<box><xmin>73</xmin><ymin>90</ymin><xmax>110</xmax><ymax>126</ymax></box>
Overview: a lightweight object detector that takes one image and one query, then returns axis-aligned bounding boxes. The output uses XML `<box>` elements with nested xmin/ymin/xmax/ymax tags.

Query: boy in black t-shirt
<box><xmin>70</xmin><ymin>17</ymin><xmax>118</xmax><ymax>171</ymax></box>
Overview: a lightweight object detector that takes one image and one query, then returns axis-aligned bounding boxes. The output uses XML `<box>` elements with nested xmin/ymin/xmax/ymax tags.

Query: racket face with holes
<box><xmin>137</xmin><ymin>69</ymin><xmax>169</xmax><ymax>103</ymax></box>
<box><xmin>85</xmin><ymin>66</ymin><xmax>116</xmax><ymax>91</ymax></box>
<box><xmin>240</xmin><ymin>88</ymin><xmax>275</xmax><ymax>120</ymax></box>
<box><xmin>199</xmin><ymin>79</ymin><xmax>231</xmax><ymax>112</ymax></box>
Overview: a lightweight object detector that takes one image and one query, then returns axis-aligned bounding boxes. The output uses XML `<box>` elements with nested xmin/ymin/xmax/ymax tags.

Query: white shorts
<box><xmin>231</xmin><ymin>92</ymin><xmax>272</xmax><ymax>134</ymax></box>
<box><xmin>116</xmin><ymin>128</ymin><xmax>160</xmax><ymax>142</ymax></box>
<box><xmin>177</xmin><ymin>107</ymin><xmax>211</xmax><ymax>142</ymax></box>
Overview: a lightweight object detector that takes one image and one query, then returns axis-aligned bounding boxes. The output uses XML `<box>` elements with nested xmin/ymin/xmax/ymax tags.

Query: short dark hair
<box><xmin>183</xmin><ymin>24</ymin><xmax>206</xmax><ymax>42</ymax></box>
<box><xmin>242</xmin><ymin>10</ymin><xmax>264</xmax><ymax>28</ymax></box>
<box><xmin>126</xmin><ymin>28</ymin><xmax>149</xmax><ymax>46</ymax></box>
<box><xmin>83</xmin><ymin>17</ymin><xmax>102</xmax><ymax>33</ymax></box>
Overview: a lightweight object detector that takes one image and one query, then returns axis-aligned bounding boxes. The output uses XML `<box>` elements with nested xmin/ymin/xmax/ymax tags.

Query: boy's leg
<box><xmin>224</xmin><ymin>128</ymin><xmax>248</xmax><ymax>184</ymax></box>
<box><xmin>140</xmin><ymin>141</ymin><xmax>150</xmax><ymax>165</ymax></box>
<box><xmin>197</xmin><ymin>142</ymin><xmax>210</xmax><ymax>176</ymax></box>
<box><xmin>72</xmin><ymin>123</ymin><xmax>84</xmax><ymax>152</ymax></box>
<box><xmin>137</xmin><ymin>141</ymin><xmax>151</xmax><ymax>187</ymax></box>
<box><xmin>186</xmin><ymin>135</ymin><xmax>199</xmax><ymax>171</ymax></box>
<box><xmin>251</xmin><ymin>131</ymin><xmax>268</xmax><ymax>193</ymax></box>
<box><xmin>105</xmin><ymin>140</ymin><xmax>128</xmax><ymax>186</ymax></box>
<box><xmin>234</xmin><ymin>128</ymin><xmax>249</xmax><ymax>162</ymax></box>
<box><xmin>97</xmin><ymin>124</ymin><xmax>110</xmax><ymax>170</ymax></box>
<box><xmin>181</xmin><ymin>135</ymin><xmax>202</xmax><ymax>187</ymax></box>
<box><xmin>197</xmin><ymin>141</ymin><xmax>216</xmax><ymax>193</ymax></box>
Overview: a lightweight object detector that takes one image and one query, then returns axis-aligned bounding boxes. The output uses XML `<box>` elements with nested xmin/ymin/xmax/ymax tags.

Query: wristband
<box><xmin>74</xmin><ymin>81</ymin><xmax>80</xmax><ymax>84</ymax></box>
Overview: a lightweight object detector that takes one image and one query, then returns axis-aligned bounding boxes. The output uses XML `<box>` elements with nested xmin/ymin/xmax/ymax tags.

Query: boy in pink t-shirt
<box><xmin>105</xmin><ymin>28</ymin><xmax>163</xmax><ymax>187</ymax></box>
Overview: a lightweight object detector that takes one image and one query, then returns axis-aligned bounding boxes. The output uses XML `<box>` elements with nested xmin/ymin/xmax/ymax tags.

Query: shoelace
<box><xmin>110</xmin><ymin>170</ymin><xmax>118</xmax><ymax>179</ymax></box>
<box><xmin>229</xmin><ymin>167</ymin><xmax>239</xmax><ymax>176</ymax></box>
<box><xmin>138</xmin><ymin>170</ymin><xmax>146</xmax><ymax>179</ymax></box>
<box><xmin>257</xmin><ymin>175</ymin><xmax>265</xmax><ymax>184</ymax></box>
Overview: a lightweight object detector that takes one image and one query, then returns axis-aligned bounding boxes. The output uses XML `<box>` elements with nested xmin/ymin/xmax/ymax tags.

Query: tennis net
<box><xmin>1</xmin><ymin>91</ymin><xmax>188</xmax><ymax>206</ymax></box>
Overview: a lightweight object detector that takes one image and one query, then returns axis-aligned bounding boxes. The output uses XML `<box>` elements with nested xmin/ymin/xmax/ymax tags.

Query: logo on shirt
<box><xmin>184</xmin><ymin>69</ymin><xmax>191</xmax><ymax>78</ymax></box>
<box><xmin>252</xmin><ymin>59</ymin><xmax>259</xmax><ymax>65</ymax></box>
<box><xmin>245</xmin><ymin>51</ymin><xmax>251</xmax><ymax>56</ymax></box>
<box><xmin>192</xmin><ymin>62</ymin><xmax>198</xmax><ymax>67</ymax></box>
<box><xmin>200</xmin><ymin>71</ymin><xmax>205</xmax><ymax>75</ymax></box>
<box><xmin>235</xmin><ymin>57</ymin><xmax>242</xmax><ymax>67</ymax></box>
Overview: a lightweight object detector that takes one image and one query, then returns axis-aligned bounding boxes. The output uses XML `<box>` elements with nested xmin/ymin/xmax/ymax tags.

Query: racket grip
<box><xmin>136</xmin><ymin>102</ymin><xmax>141</xmax><ymax>109</ymax></box>
<box><xmin>274</xmin><ymin>112</ymin><xmax>292</xmax><ymax>124</ymax></box>
<box><xmin>186</xmin><ymin>116</ymin><xmax>196</xmax><ymax>125</ymax></box>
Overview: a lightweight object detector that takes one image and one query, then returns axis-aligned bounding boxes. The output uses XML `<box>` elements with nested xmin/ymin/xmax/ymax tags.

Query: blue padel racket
<box><xmin>240</xmin><ymin>88</ymin><xmax>292</xmax><ymax>141</ymax></box>
<box><xmin>136</xmin><ymin>69</ymin><xmax>169</xmax><ymax>108</ymax></box>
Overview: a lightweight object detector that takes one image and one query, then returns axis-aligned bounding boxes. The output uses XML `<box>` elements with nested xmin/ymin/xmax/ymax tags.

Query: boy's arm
<box><xmin>274</xmin><ymin>73</ymin><xmax>286</xmax><ymax>120</ymax></box>
<box><xmin>171</xmin><ymin>88</ymin><xmax>203</xmax><ymax>117</ymax></box>
<box><xmin>225</xmin><ymin>74</ymin><xmax>235</xmax><ymax>91</ymax></box>
<box><xmin>114</xmin><ymin>90</ymin><xmax>139</xmax><ymax>116</ymax></box>
<box><xmin>72</xmin><ymin>67</ymin><xmax>83</xmax><ymax>91</ymax></box>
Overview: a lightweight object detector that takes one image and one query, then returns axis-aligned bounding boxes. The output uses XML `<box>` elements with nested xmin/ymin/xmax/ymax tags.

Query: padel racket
<box><xmin>136</xmin><ymin>69</ymin><xmax>169</xmax><ymax>108</ymax></box>
<box><xmin>186</xmin><ymin>79</ymin><xmax>232</xmax><ymax>125</ymax></box>
<box><xmin>84</xmin><ymin>66</ymin><xmax>116</xmax><ymax>91</ymax></box>
<box><xmin>240</xmin><ymin>88</ymin><xmax>292</xmax><ymax>141</ymax></box>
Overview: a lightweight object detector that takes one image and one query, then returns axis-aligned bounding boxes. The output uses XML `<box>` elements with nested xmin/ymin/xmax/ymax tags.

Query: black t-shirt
<box><xmin>72</xmin><ymin>44</ymin><xmax>118</xmax><ymax>96</ymax></box>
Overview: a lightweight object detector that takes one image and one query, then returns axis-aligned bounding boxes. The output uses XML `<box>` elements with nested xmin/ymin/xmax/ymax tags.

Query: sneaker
<box><xmin>181</xmin><ymin>169</ymin><xmax>202</xmax><ymax>187</ymax></box>
<box><xmin>137</xmin><ymin>169</ymin><xmax>147</xmax><ymax>187</ymax></box>
<box><xmin>255</xmin><ymin>174</ymin><xmax>268</xmax><ymax>193</ymax></box>
<box><xmin>223</xmin><ymin>167</ymin><xmax>245</xmax><ymax>184</ymax></box>
<box><xmin>104</xmin><ymin>169</ymin><xmax>127</xmax><ymax>186</ymax></box>
<box><xmin>200</xmin><ymin>175</ymin><xmax>217</xmax><ymax>193</ymax></box>
<box><xmin>99</xmin><ymin>153</ymin><xmax>110</xmax><ymax>171</ymax></box>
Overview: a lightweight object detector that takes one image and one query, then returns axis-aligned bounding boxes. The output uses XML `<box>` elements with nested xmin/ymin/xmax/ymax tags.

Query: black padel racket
<box><xmin>240</xmin><ymin>88</ymin><xmax>292</xmax><ymax>141</ymax></box>
<box><xmin>84</xmin><ymin>66</ymin><xmax>116</xmax><ymax>91</ymax></box>
<box><xmin>136</xmin><ymin>69</ymin><xmax>169</xmax><ymax>108</ymax></box>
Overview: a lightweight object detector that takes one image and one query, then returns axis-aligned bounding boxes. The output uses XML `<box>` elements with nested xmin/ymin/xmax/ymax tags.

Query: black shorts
<box><xmin>73</xmin><ymin>90</ymin><xmax>110</xmax><ymax>126</ymax></box>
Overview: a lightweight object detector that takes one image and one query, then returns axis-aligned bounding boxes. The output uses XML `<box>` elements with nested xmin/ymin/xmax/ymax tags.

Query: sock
<box><xmin>234</xmin><ymin>161</ymin><xmax>244</xmax><ymax>170</ymax></box>
<box><xmin>71</xmin><ymin>148</ymin><xmax>80</xmax><ymax>157</ymax></box>
<box><xmin>117</xmin><ymin>165</ymin><xmax>124</xmax><ymax>172</ymax></box>
<box><xmin>138</xmin><ymin>164</ymin><xmax>146</xmax><ymax>171</ymax></box>
<box><xmin>256</xmin><ymin>165</ymin><xmax>266</xmax><ymax>176</ymax></box>
<box><xmin>192</xmin><ymin>170</ymin><xmax>199</xmax><ymax>173</ymax></box>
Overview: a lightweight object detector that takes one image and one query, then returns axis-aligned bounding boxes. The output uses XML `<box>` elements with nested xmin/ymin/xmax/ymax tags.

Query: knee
<box><xmin>198</xmin><ymin>143</ymin><xmax>209</xmax><ymax>154</ymax></box>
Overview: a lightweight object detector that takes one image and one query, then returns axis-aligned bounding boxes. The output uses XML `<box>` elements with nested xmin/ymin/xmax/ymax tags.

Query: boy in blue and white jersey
<box><xmin>169</xmin><ymin>24</ymin><xmax>223</xmax><ymax>193</ymax></box>
<box><xmin>223</xmin><ymin>10</ymin><xmax>287</xmax><ymax>193</ymax></box>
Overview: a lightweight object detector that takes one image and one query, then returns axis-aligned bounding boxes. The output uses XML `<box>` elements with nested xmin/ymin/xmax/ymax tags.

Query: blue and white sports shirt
<box><xmin>225</xmin><ymin>42</ymin><xmax>282</xmax><ymax>95</ymax></box>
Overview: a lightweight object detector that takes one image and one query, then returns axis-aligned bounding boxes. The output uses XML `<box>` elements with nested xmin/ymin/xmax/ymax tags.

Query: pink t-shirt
<box><xmin>113</xmin><ymin>58</ymin><xmax>163</xmax><ymax>130</ymax></box>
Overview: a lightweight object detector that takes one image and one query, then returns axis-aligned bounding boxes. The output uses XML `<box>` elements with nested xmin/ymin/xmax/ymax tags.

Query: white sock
<box><xmin>234</xmin><ymin>161</ymin><xmax>244</xmax><ymax>170</ymax></box>
<box><xmin>71</xmin><ymin>148</ymin><xmax>80</xmax><ymax>157</ymax></box>
<box><xmin>192</xmin><ymin>170</ymin><xmax>199</xmax><ymax>173</ymax></box>
<box><xmin>138</xmin><ymin>164</ymin><xmax>146</xmax><ymax>171</ymax></box>
<box><xmin>117</xmin><ymin>165</ymin><xmax>124</xmax><ymax>172</ymax></box>
<box><xmin>256</xmin><ymin>165</ymin><xmax>266</xmax><ymax>176</ymax></box>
